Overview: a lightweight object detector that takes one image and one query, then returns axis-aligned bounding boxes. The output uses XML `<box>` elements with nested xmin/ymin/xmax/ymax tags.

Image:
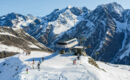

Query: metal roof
<box><xmin>57</xmin><ymin>38</ymin><xmax>78</xmax><ymax>44</ymax></box>
<box><xmin>56</xmin><ymin>38</ymin><xmax>79</xmax><ymax>48</ymax></box>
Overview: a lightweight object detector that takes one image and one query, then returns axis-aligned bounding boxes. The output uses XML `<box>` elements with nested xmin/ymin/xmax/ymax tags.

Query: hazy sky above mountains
<box><xmin>0</xmin><ymin>0</ymin><xmax>129</xmax><ymax>17</ymax></box>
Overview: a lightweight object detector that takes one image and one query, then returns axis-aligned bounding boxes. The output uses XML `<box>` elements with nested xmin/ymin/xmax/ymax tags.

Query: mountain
<box><xmin>0</xmin><ymin>7</ymin><xmax>89</xmax><ymax>47</ymax></box>
<box><xmin>38</xmin><ymin>6</ymin><xmax>89</xmax><ymax>46</ymax></box>
<box><xmin>0</xmin><ymin>51</ymin><xmax>130</xmax><ymax>80</ymax></box>
<box><xmin>56</xmin><ymin>2</ymin><xmax>130</xmax><ymax>65</ymax></box>
<box><xmin>0</xmin><ymin>27</ymin><xmax>52</xmax><ymax>58</ymax></box>
<box><xmin>0</xmin><ymin>2</ymin><xmax>130</xmax><ymax>65</ymax></box>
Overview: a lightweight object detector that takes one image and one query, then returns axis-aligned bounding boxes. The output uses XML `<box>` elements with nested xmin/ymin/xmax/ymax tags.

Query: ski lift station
<box><xmin>56</xmin><ymin>38</ymin><xmax>78</xmax><ymax>48</ymax></box>
<box><xmin>56</xmin><ymin>38</ymin><xmax>86</xmax><ymax>56</ymax></box>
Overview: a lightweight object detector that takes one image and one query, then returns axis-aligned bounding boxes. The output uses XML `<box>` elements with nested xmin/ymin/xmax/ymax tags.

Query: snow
<box><xmin>0</xmin><ymin>44</ymin><xmax>23</xmax><ymax>52</ymax></box>
<box><xmin>113</xmin><ymin>5</ymin><xmax>123</xmax><ymax>16</ymax></box>
<box><xmin>97</xmin><ymin>62</ymin><xmax>130</xmax><ymax>80</ymax></box>
<box><xmin>28</xmin><ymin>44</ymin><xmax>40</xmax><ymax>49</ymax></box>
<box><xmin>114</xmin><ymin>19</ymin><xmax>127</xmax><ymax>32</ymax></box>
<box><xmin>106</xmin><ymin>30</ymin><xmax>113</xmax><ymax>37</ymax></box>
<box><xmin>67</xmin><ymin>5</ymin><xmax>72</xmax><ymax>9</ymax></box>
<box><xmin>0</xmin><ymin>32</ymin><xmax>16</xmax><ymax>37</ymax></box>
<box><xmin>120</xmin><ymin>43</ymin><xmax>130</xmax><ymax>60</ymax></box>
<box><xmin>86</xmin><ymin>20</ymin><xmax>94</xmax><ymax>28</ymax></box>
<box><xmin>96</xmin><ymin>41</ymin><xmax>104</xmax><ymax>52</ymax></box>
<box><xmin>49</xmin><ymin>9</ymin><xmax>78</xmax><ymax>34</ymax></box>
<box><xmin>0</xmin><ymin>55</ymin><xmax>26</xmax><ymax>80</ymax></box>
<box><xmin>0</xmin><ymin>51</ymin><xmax>130</xmax><ymax>80</ymax></box>
<box><xmin>10</xmin><ymin>15</ymin><xmax>36</xmax><ymax>30</ymax></box>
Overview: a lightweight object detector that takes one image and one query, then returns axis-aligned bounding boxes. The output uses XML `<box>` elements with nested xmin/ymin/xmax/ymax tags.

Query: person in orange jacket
<box><xmin>73</xmin><ymin>59</ymin><xmax>76</xmax><ymax>65</ymax></box>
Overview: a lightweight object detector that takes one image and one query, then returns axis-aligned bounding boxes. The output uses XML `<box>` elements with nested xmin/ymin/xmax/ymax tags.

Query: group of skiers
<box><xmin>25</xmin><ymin>50</ymin><xmax>82</xmax><ymax>74</ymax></box>
<box><xmin>22</xmin><ymin>50</ymin><xmax>31</xmax><ymax>56</ymax></box>
<box><xmin>26</xmin><ymin>57</ymin><xmax>44</xmax><ymax>74</ymax></box>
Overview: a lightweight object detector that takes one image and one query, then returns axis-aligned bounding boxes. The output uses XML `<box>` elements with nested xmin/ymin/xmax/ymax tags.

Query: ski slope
<box><xmin>0</xmin><ymin>51</ymin><xmax>130</xmax><ymax>80</ymax></box>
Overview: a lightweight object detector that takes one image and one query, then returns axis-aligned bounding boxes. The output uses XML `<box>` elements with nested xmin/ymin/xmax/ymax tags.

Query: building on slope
<box><xmin>56</xmin><ymin>38</ymin><xmax>86</xmax><ymax>56</ymax></box>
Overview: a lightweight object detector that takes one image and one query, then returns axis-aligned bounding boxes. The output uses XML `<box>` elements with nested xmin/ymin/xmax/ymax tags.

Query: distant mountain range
<box><xmin>0</xmin><ymin>2</ymin><xmax>130</xmax><ymax>65</ymax></box>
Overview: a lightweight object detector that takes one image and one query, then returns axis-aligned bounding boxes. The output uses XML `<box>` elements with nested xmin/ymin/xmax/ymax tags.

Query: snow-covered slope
<box><xmin>0</xmin><ymin>51</ymin><xmax>130</xmax><ymax>80</ymax></box>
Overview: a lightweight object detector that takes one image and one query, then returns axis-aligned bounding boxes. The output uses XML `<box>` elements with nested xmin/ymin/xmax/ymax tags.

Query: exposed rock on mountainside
<box><xmin>0</xmin><ymin>27</ymin><xmax>52</xmax><ymax>58</ymax></box>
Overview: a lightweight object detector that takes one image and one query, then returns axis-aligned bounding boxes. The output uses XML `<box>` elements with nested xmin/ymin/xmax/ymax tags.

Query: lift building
<box><xmin>56</xmin><ymin>38</ymin><xmax>86</xmax><ymax>56</ymax></box>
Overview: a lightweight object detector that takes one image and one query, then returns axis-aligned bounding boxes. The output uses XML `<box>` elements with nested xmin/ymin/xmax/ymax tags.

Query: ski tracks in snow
<box><xmin>20</xmin><ymin>63</ymin><xmax>99</xmax><ymax>80</ymax></box>
<box><xmin>58</xmin><ymin>63</ymin><xmax>99</xmax><ymax>80</ymax></box>
<box><xmin>19</xmin><ymin>51</ymin><xmax>99</xmax><ymax>80</ymax></box>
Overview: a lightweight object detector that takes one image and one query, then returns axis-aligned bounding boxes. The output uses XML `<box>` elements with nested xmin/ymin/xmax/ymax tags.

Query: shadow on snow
<box><xmin>0</xmin><ymin>56</ymin><xmax>26</xmax><ymax>80</ymax></box>
<box><xmin>25</xmin><ymin>51</ymin><xmax>59</xmax><ymax>62</ymax></box>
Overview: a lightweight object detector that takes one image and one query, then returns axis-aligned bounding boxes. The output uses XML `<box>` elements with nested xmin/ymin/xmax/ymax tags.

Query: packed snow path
<box><xmin>19</xmin><ymin>51</ymin><xmax>98</xmax><ymax>80</ymax></box>
<box><xmin>0</xmin><ymin>51</ymin><xmax>130</xmax><ymax>80</ymax></box>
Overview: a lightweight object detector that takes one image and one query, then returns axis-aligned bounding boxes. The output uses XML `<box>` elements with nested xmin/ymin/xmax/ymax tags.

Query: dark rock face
<box><xmin>70</xmin><ymin>7</ymin><xmax>82</xmax><ymax>16</ymax></box>
<box><xmin>43</xmin><ymin>9</ymin><xmax>61</xmax><ymax>22</ymax></box>
<box><xmin>0</xmin><ymin>27</ymin><xmax>52</xmax><ymax>56</ymax></box>
<box><xmin>0</xmin><ymin>13</ymin><xmax>27</xmax><ymax>27</ymax></box>
<box><xmin>105</xmin><ymin>2</ymin><xmax>124</xmax><ymax>22</ymax></box>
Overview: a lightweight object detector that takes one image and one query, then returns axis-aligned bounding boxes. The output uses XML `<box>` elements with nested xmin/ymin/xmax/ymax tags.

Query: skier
<box><xmin>42</xmin><ymin>57</ymin><xmax>44</xmax><ymax>62</ymax></box>
<box><xmin>37</xmin><ymin>60</ymin><xmax>41</xmax><ymax>71</ymax></box>
<box><xmin>26</xmin><ymin>68</ymin><xmax>28</xmax><ymax>74</ymax></box>
<box><xmin>28</xmin><ymin>51</ymin><xmax>31</xmax><ymax>55</ymax></box>
<box><xmin>25</xmin><ymin>50</ymin><xmax>28</xmax><ymax>56</ymax></box>
<box><xmin>33</xmin><ymin>59</ymin><xmax>35</xmax><ymax>64</ymax></box>
<box><xmin>73</xmin><ymin>59</ymin><xmax>76</xmax><ymax>65</ymax></box>
<box><xmin>3</xmin><ymin>51</ymin><xmax>6</xmax><ymax>57</ymax></box>
<box><xmin>32</xmin><ymin>59</ymin><xmax>35</xmax><ymax>69</ymax></box>
<box><xmin>77</xmin><ymin>53</ymin><xmax>81</xmax><ymax>60</ymax></box>
<box><xmin>25</xmin><ymin>50</ymin><xmax>31</xmax><ymax>55</ymax></box>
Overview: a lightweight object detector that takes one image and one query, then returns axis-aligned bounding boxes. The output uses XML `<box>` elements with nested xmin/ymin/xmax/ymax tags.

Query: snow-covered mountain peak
<box><xmin>0</xmin><ymin>12</ymin><xmax>40</xmax><ymax>30</ymax></box>
<box><xmin>106</xmin><ymin>2</ymin><xmax>124</xmax><ymax>10</ymax></box>
<box><xmin>86</xmin><ymin>2</ymin><xmax>124</xmax><ymax>23</ymax></box>
<box><xmin>42</xmin><ymin>6</ymin><xmax>88</xmax><ymax>35</ymax></box>
<box><xmin>96</xmin><ymin>2</ymin><xmax>124</xmax><ymax>15</ymax></box>
<box><xmin>67</xmin><ymin>5</ymin><xmax>72</xmax><ymax>9</ymax></box>
<box><xmin>43</xmin><ymin>6</ymin><xmax>89</xmax><ymax>22</ymax></box>
<box><xmin>105</xmin><ymin>2</ymin><xmax>124</xmax><ymax>15</ymax></box>
<box><xmin>1</xmin><ymin>12</ymin><xmax>28</xmax><ymax>21</ymax></box>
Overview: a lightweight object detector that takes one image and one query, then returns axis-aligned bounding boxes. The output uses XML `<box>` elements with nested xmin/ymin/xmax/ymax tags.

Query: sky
<box><xmin>0</xmin><ymin>0</ymin><xmax>129</xmax><ymax>17</ymax></box>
